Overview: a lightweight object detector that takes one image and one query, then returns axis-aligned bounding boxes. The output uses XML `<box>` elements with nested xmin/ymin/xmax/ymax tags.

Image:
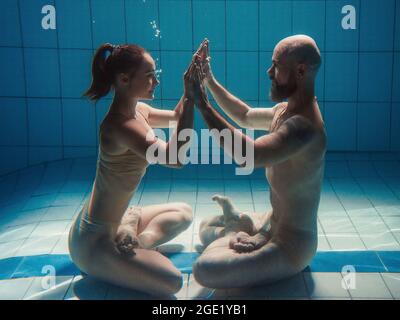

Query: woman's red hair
<box><xmin>83</xmin><ymin>43</ymin><xmax>148</xmax><ymax>101</ymax></box>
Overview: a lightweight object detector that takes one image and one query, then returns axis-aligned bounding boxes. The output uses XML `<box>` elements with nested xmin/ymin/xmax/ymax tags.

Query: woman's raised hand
<box><xmin>183</xmin><ymin>53</ymin><xmax>200</xmax><ymax>101</ymax></box>
<box><xmin>195</xmin><ymin>39</ymin><xmax>213</xmax><ymax>84</ymax></box>
<box><xmin>184</xmin><ymin>54</ymin><xmax>209</xmax><ymax>106</ymax></box>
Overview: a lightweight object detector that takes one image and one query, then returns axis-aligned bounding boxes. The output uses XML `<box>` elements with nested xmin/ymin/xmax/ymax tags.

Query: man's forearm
<box><xmin>198</xmin><ymin>100</ymin><xmax>252</xmax><ymax>161</ymax></box>
<box><xmin>205</xmin><ymin>76</ymin><xmax>251</xmax><ymax>126</ymax></box>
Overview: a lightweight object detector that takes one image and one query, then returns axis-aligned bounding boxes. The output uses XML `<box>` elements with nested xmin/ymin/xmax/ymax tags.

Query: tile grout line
<box><xmin>257</xmin><ymin>0</ymin><xmax>260</xmax><ymax>106</ymax></box>
<box><xmin>15</xmin><ymin>0</ymin><xmax>30</xmax><ymax>169</ymax></box>
<box><xmin>54</xmin><ymin>0</ymin><xmax>65</xmax><ymax>161</ymax></box>
<box><xmin>379</xmin><ymin>272</ymin><xmax>397</xmax><ymax>299</ymax></box>
<box><xmin>355</xmin><ymin>0</ymin><xmax>361</xmax><ymax>151</ymax></box>
<box><xmin>157</xmin><ymin>0</ymin><xmax>163</xmax><ymax>104</ymax></box>
<box><xmin>1</xmin><ymin>96</ymin><xmax>400</xmax><ymax>103</ymax></box>
<box><xmin>327</xmin><ymin>175</ymin><xmax>369</xmax><ymax>251</ymax></box>
<box><xmin>322</xmin><ymin>0</ymin><xmax>326</xmax><ymax>107</ymax></box>
<box><xmin>321</xmin><ymin>179</ymin><xmax>342</xmax><ymax>251</ymax></box>
<box><xmin>88</xmin><ymin>0</ymin><xmax>100</xmax><ymax>149</ymax></box>
<box><xmin>123</xmin><ymin>0</ymin><xmax>128</xmax><ymax>44</ymax></box>
<box><xmin>345</xmin><ymin>159</ymin><xmax>400</xmax><ymax>248</ymax></box>
<box><xmin>2</xmin><ymin>44</ymin><xmax>400</xmax><ymax>53</ymax></box>
<box><xmin>364</xmin><ymin>160</ymin><xmax>400</xmax><ymax>247</ymax></box>
<box><xmin>388</xmin><ymin>0</ymin><xmax>397</xmax><ymax>151</ymax></box>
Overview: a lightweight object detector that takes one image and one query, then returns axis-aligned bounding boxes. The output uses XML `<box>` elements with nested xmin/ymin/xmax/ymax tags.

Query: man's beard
<box><xmin>269</xmin><ymin>77</ymin><xmax>297</xmax><ymax>102</ymax></box>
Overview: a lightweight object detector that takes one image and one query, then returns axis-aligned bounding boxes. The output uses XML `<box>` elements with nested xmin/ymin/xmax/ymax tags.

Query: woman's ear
<box><xmin>116</xmin><ymin>73</ymin><xmax>130</xmax><ymax>86</ymax></box>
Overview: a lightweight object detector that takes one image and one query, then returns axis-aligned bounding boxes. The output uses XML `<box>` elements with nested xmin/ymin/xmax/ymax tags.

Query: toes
<box><xmin>233</xmin><ymin>242</ymin><xmax>249</xmax><ymax>253</ymax></box>
<box><xmin>212</xmin><ymin>194</ymin><xmax>224</xmax><ymax>202</ymax></box>
<box><xmin>233</xmin><ymin>242</ymin><xmax>255</xmax><ymax>253</ymax></box>
<box><xmin>115</xmin><ymin>234</ymin><xmax>139</xmax><ymax>255</ymax></box>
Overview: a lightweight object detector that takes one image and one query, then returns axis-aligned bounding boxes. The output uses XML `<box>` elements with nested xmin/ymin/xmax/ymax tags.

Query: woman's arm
<box><xmin>115</xmin><ymin>97</ymin><xmax>194</xmax><ymax>168</ymax></box>
<box><xmin>115</xmin><ymin>60</ymin><xmax>200</xmax><ymax>168</ymax></box>
<box><xmin>139</xmin><ymin>96</ymin><xmax>185</xmax><ymax>128</ymax></box>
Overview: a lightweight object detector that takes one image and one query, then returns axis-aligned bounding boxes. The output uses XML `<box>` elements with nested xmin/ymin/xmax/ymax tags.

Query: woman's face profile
<box><xmin>128</xmin><ymin>53</ymin><xmax>160</xmax><ymax>100</ymax></box>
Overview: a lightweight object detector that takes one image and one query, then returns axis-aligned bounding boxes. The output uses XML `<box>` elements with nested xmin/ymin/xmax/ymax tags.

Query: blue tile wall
<box><xmin>64</xmin><ymin>146</ymin><xmax>97</xmax><ymax>159</ymax></box>
<box><xmin>325</xmin><ymin>52</ymin><xmax>358</xmax><ymax>101</ymax></box>
<box><xmin>393</xmin><ymin>53</ymin><xmax>400</xmax><ymax>102</ymax></box>
<box><xmin>0</xmin><ymin>48</ymin><xmax>25</xmax><ymax>97</ymax></box>
<box><xmin>395</xmin><ymin>0</ymin><xmax>400</xmax><ymax>51</ymax></box>
<box><xmin>260</xmin><ymin>1</ymin><xmax>292</xmax><ymax>52</ymax></box>
<box><xmin>0</xmin><ymin>98</ymin><xmax>27</xmax><ymax>146</ymax></box>
<box><xmin>159</xmin><ymin>0</ymin><xmax>192</xmax><ymax>50</ymax></box>
<box><xmin>193</xmin><ymin>0</ymin><xmax>225</xmax><ymax>51</ymax></box>
<box><xmin>62</xmin><ymin>99</ymin><xmax>96</xmax><ymax>147</ymax></box>
<box><xmin>292</xmin><ymin>1</ymin><xmax>325</xmax><ymax>51</ymax></box>
<box><xmin>0</xmin><ymin>147</ymin><xmax>28</xmax><ymax>176</ymax></box>
<box><xmin>59</xmin><ymin>49</ymin><xmax>93</xmax><ymax>98</ymax></box>
<box><xmin>358</xmin><ymin>103</ymin><xmax>391</xmax><ymax>151</ymax></box>
<box><xmin>392</xmin><ymin>103</ymin><xmax>400</xmax><ymax>150</ymax></box>
<box><xmin>56</xmin><ymin>0</ymin><xmax>92</xmax><ymax>49</ymax></box>
<box><xmin>227</xmin><ymin>52</ymin><xmax>259</xmax><ymax>100</ymax></box>
<box><xmin>226</xmin><ymin>0</ymin><xmax>258</xmax><ymax>51</ymax></box>
<box><xmin>326</xmin><ymin>0</ymin><xmax>359</xmax><ymax>51</ymax></box>
<box><xmin>160</xmin><ymin>51</ymin><xmax>195</xmax><ymax>99</ymax></box>
<box><xmin>259</xmin><ymin>51</ymin><xmax>272</xmax><ymax>102</ymax></box>
<box><xmin>29</xmin><ymin>146</ymin><xmax>62</xmax><ymax>166</ymax></box>
<box><xmin>126</xmin><ymin>0</ymin><xmax>160</xmax><ymax>51</ymax></box>
<box><xmin>358</xmin><ymin>53</ymin><xmax>393</xmax><ymax>102</ymax></box>
<box><xmin>91</xmin><ymin>0</ymin><xmax>126</xmax><ymax>48</ymax></box>
<box><xmin>19</xmin><ymin>0</ymin><xmax>57</xmax><ymax>48</ymax></box>
<box><xmin>0</xmin><ymin>0</ymin><xmax>22</xmax><ymax>46</ymax></box>
<box><xmin>1</xmin><ymin>0</ymin><xmax>400</xmax><ymax>175</ymax></box>
<box><xmin>359</xmin><ymin>0</ymin><xmax>395</xmax><ymax>51</ymax></box>
<box><xmin>24</xmin><ymin>48</ymin><xmax>60</xmax><ymax>98</ymax></box>
<box><xmin>27</xmin><ymin>98</ymin><xmax>62</xmax><ymax>146</ymax></box>
<box><xmin>325</xmin><ymin>102</ymin><xmax>357</xmax><ymax>151</ymax></box>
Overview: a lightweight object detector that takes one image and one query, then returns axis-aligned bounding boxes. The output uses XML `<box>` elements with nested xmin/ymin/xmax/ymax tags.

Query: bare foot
<box><xmin>212</xmin><ymin>194</ymin><xmax>257</xmax><ymax>235</ymax></box>
<box><xmin>212</xmin><ymin>194</ymin><xmax>240</xmax><ymax>222</ymax></box>
<box><xmin>115</xmin><ymin>207</ymin><xmax>142</xmax><ymax>255</ymax></box>
<box><xmin>229</xmin><ymin>231</ymin><xmax>269</xmax><ymax>253</ymax></box>
<box><xmin>115</xmin><ymin>227</ymin><xmax>141</xmax><ymax>256</ymax></box>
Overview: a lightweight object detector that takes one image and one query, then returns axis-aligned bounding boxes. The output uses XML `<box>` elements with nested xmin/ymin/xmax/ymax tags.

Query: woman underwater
<box><xmin>68</xmin><ymin>42</ymin><xmax>204</xmax><ymax>297</ymax></box>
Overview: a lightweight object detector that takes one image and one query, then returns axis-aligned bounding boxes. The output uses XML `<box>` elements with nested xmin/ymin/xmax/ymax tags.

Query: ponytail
<box><xmin>83</xmin><ymin>43</ymin><xmax>148</xmax><ymax>102</ymax></box>
<box><xmin>83</xmin><ymin>43</ymin><xmax>115</xmax><ymax>101</ymax></box>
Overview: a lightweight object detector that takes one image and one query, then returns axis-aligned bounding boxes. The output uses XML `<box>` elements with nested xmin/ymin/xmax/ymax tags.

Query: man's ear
<box><xmin>297</xmin><ymin>64</ymin><xmax>306</xmax><ymax>79</ymax></box>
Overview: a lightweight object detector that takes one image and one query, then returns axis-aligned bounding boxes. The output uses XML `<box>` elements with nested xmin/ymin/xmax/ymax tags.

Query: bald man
<box><xmin>192</xmin><ymin>35</ymin><xmax>327</xmax><ymax>288</ymax></box>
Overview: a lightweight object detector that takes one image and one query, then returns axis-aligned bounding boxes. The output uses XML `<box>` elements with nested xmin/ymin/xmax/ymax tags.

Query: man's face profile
<box><xmin>268</xmin><ymin>51</ymin><xmax>298</xmax><ymax>102</ymax></box>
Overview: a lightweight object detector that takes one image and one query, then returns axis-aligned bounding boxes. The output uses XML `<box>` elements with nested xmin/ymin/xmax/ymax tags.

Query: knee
<box><xmin>199</xmin><ymin>219</ymin><xmax>209</xmax><ymax>233</ymax></box>
<box><xmin>192</xmin><ymin>258</ymin><xmax>222</xmax><ymax>289</ymax></box>
<box><xmin>162</xmin><ymin>271</ymin><xmax>184</xmax><ymax>296</ymax></box>
<box><xmin>176</xmin><ymin>202</ymin><xmax>193</xmax><ymax>227</ymax></box>
<box><xmin>199</xmin><ymin>216</ymin><xmax>218</xmax><ymax>233</ymax></box>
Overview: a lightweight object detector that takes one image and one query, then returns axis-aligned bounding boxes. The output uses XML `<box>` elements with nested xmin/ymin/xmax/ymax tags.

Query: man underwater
<box><xmin>192</xmin><ymin>35</ymin><xmax>327</xmax><ymax>288</ymax></box>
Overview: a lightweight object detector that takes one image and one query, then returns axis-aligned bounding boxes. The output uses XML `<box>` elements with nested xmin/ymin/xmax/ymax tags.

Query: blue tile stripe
<box><xmin>0</xmin><ymin>251</ymin><xmax>399</xmax><ymax>281</ymax></box>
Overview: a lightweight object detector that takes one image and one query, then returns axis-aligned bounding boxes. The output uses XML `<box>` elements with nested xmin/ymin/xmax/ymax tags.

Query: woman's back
<box><xmin>87</xmin><ymin>114</ymin><xmax>149</xmax><ymax>224</ymax></box>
